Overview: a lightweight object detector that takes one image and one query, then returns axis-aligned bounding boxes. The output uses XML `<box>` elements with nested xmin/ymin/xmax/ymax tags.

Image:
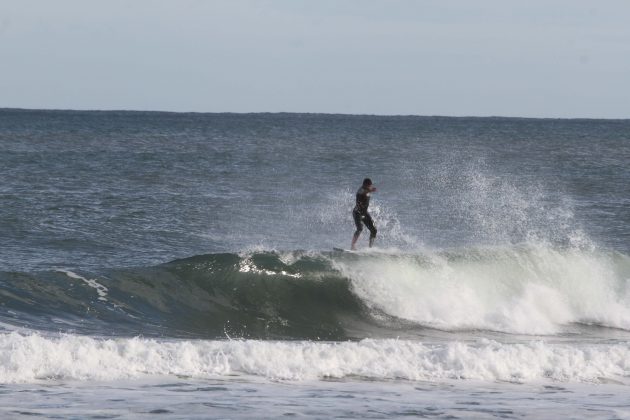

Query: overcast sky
<box><xmin>1</xmin><ymin>0</ymin><xmax>629</xmax><ymax>118</ymax></box>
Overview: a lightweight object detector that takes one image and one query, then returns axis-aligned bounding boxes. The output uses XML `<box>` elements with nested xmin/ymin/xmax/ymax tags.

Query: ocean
<box><xmin>1</xmin><ymin>108</ymin><xmax>629</xmax><ymax>418</ymax></box>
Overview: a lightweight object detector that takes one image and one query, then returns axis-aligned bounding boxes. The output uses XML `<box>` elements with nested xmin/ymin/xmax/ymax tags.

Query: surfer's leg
<box><xmin>364</xmin><ymin>214</ymin><xmax>377</xmax><ymax>247</ymax></box>
<box><xmin>351</xmin><ymin>210</ymin><xmax>363</xmax><ymax>250</ymax></box>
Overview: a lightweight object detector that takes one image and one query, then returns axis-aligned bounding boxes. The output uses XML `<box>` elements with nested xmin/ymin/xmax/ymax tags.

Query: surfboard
<box><xmin>332</xmin><ymin>247</ymin><xmax>352</xmax><ymax>252</ymax></box>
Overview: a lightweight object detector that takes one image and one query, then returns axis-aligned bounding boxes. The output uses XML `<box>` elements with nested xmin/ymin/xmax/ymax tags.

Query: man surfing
<box><xmin>351</xmin><ymin>178</ymin><xmax>377</xmax><ymax>250</ymax></box>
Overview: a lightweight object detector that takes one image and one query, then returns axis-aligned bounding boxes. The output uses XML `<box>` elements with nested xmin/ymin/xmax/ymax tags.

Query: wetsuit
<box><xmin>353</xmin><ymin>186</ymin><xmax>377</xmax><ymax>239</ymax></box>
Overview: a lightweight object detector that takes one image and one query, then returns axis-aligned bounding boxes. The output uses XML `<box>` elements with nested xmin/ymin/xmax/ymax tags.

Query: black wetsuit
<box><xmin>353</xmin><ymin>186</ymin><xmax>377</xmax><ymax>239</ymax></box>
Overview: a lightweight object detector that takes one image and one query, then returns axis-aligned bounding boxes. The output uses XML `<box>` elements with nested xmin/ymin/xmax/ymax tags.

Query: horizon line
<box><xmin>1</xmin><ymin>107</ymin><xmax>628</xmax><ymax>122</ymax></box>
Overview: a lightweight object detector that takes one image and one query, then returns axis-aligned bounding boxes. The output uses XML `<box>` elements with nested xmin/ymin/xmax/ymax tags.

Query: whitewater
<box><xmin>1</xmin><ymin>109</ymin><xmax>630</xmax><ymax>418</ymax></box>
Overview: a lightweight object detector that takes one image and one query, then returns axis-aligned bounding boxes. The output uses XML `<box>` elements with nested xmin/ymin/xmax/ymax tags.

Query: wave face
<box><xmin>2</xmin><ymin>247</ymin><xmax>630</xmax><ymax>340</ymax></box>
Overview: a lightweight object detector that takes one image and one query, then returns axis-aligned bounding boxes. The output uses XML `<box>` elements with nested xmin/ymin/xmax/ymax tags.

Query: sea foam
<box><xmin>1</xmin><ymin>332</ymin><xmax>629</xmax><ymax>384</ymax></box>
<box><xmin>335</xmin><ymin>246</ymin><xmax>630</xmax><ymax>334</ymax></box>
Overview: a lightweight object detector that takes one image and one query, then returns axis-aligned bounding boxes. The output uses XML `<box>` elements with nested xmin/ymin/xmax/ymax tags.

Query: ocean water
<box><xmin>1</xmin><ymin>108</ymin><xmax>630</xmax><ymax>418</ymax></box>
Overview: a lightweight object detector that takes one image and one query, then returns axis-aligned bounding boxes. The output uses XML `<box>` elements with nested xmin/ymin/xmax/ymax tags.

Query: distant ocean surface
<box><xmin>1</xmin><ymin>108</ymin><xmax>630</xmax><ymax>418</ymax></box>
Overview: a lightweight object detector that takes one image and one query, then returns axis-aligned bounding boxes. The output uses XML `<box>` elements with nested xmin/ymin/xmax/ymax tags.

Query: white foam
<box><xmin>333</xmin><ymin>246</ymin><xmax>630</xmax><ymax>334</ymax></box>
<box><xmin>238</xmin><ymin>257</ymin><xmax>301</xmax><ymax>278</ymax></box>
<box><xmin>1</xmin><ymin>332</ymin><xmax>629</xmax><ymax>384</ymax></box>
<box><xmin>57</xmin><ymin>270</ymin><xmax>109</xmax><ymax>301</ymax></box>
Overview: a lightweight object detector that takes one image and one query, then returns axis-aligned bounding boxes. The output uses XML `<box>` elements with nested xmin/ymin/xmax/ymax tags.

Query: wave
<box><xmin>1</xmin><ymin>332</ymin><xmax>629</xmax><ymax>384</ymax></box>
<box><xmin>1</xmin><ymin>246</ymin><xmax>630</xmax><ymax>339</ymax></box>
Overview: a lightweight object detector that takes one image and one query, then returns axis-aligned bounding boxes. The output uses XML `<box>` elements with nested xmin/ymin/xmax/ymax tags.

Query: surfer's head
<box><xmin>362</xmin><ymin>178</ymin><xmax>372</xmax><ymax>187</ymax></box>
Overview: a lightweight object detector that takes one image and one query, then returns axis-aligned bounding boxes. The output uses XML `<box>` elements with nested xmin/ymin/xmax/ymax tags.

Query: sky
<box><xmin>1</xmin><ymin>0</ymin><xmax>629</xmax><ymax>118</ymax></box>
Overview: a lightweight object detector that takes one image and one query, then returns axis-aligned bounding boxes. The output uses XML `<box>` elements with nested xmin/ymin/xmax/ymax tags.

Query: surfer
<box><xmin>351</xmin><ymin>178</ymin><xmax>377</xmax><ymax>250</ymax></box>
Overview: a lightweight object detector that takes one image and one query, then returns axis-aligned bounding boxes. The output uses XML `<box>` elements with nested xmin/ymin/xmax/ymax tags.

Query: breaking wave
<box><xmin>1</xmin><ymin>332</ymin><xmax>629</xmax><ymax>384</ymax></box>
<box><xmin>1</xmin><ymin>246</ymin><xmax>630</xmax><ymax>339</ymax></box>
